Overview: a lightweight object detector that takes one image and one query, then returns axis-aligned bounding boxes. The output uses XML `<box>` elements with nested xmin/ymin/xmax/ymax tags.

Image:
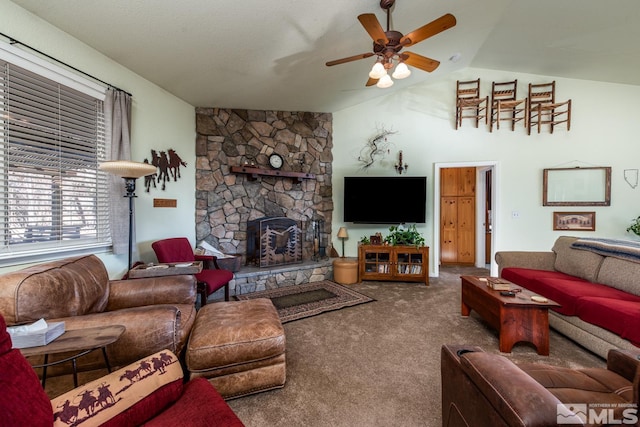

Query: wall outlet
<box><xmin>511</xmin><ymin>211</ymin><xmax>520</xmax><ymax>219</ymax></box>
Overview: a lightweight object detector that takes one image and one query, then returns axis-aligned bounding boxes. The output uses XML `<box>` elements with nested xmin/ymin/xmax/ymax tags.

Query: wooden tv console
<box><xmin>358</xmin><ymin>244</ymin><xmax>429</xmax><ymax>285</ymax></box>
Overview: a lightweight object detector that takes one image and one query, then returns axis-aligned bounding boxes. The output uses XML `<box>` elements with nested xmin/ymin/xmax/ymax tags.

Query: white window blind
<box><xmin>0</xmin><ymin>58</ymin><xmax>111</xmax><ymax>264</ymax></box>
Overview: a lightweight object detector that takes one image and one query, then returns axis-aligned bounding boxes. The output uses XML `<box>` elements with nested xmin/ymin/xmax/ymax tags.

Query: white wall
<box><xmin>0</xmin><ymin>0</ymin><xmax>197</xmax><ymax>278</ymax></box>
<box><xmin>332</xmin><ymin>68</ymin><xmax>640</xmax><ymax>276</ymax></box>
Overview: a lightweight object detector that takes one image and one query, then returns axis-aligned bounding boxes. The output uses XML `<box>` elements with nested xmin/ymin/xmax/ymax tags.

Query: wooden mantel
<box><xmin>230</xmin><ymin>165</ymin><xmax>316</xmax><ymax>181</ymax></box>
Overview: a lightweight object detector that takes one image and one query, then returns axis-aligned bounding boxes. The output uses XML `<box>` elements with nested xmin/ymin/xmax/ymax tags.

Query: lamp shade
<box><xmin>392</xmin><ymin>62</ymin><xmax>411</xmax><ymax>79</ymax></box>
<box><xmin>376</xmin><ymin>74</ymin><xmax>394</xmax><ymax>88</ymax></box>
<box><xmin>368</xmin><ymin>62</ymin><xmax>387</xmax><ymax>79</ymax></box>
<box><xmin>337</xmin><ymin>227</ymin><xmax>348</xmax><ymax>238</ymax></box>
<box><xmin>99</xmin><ymin>160</ymin><xmax>157</xmax><ymax>178</ymax></box>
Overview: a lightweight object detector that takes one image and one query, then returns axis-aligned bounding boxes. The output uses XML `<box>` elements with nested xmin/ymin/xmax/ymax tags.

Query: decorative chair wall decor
<box><xmin>489</xmin><ymin>79</ymin><xmax>528</xmax><ymax>132</ymax></box>
<box><xmin>527</xmin><ymin>81</ymin><xmax>571</xmax><ymax>134</ymax></box>
<box><xmin>455</xmin><ymin>79</ymin><xmax>488</xmax><ymax>129</ymax></box>
<box><xmin>454</xmin><ymin>79</ymin><xmax>571</xmax><ymax>134</ymax></box>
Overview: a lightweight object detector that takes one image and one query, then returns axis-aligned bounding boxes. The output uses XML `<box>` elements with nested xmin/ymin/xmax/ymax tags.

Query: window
<box><xmin>0</xmin><ymin>43</ymin><xmax>110</xmax><ymax>265</ymax></box>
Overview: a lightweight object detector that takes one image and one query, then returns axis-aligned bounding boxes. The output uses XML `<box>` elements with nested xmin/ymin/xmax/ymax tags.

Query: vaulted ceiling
<box><xmin>10</xmin><ymin>0</ymin><xmax>640</xmax><ymax>112</ymax></box>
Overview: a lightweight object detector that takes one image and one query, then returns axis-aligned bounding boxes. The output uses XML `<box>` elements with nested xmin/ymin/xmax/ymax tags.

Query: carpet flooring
<box><xmin>235</xmin><ymin>280</ymin><xmax>375</xmax><ymax>323</ymax></box>
<box><xmin>226</xmin><ymin>266</ymin><xmax>606</xmax><ymax>427</ymax></box>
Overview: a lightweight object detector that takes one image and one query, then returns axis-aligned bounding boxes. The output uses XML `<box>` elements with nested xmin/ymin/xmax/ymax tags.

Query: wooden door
<box><xmin>441</xmin><ymin>169</ymin><xmax>459</xmax><ymax>197</ymax></box>
<box><xmin>440</xmin><ymin>167</ymin><xmax>476</xmax><ymax>265</ymax></box>
<box><xmin>440</xmin><ymin>197</ymin><xmax>457</xmax><ymax>263</ymax></box>
<box><xmin>458</xmin><ymin>168</ymin><xmax>476</xmax><ymax>196</ymax></box>
<box><xmin>457</xmin><ymin>197</ymin><xmax>475</xmax><ymax>263</ymax></box>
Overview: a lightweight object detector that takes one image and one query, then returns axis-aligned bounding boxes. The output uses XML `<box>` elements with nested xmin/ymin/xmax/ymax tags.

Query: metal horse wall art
<box><xmin>143</xmin><ymin>148</ymin><xmax>187</xmax><ymax>192</ymax></box>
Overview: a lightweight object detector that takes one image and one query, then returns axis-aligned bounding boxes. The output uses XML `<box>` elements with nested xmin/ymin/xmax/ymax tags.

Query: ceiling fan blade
<box><xmin>366</xmin><ymin>77</ymin><xmax>379</xmax><ymax>87</ymax></box>
<box><xmin>403</xmin><ymin>51</ymin><xmax>440</xmax><ymax>72</ymax></box>
<box><xmin>326</xmin><ymin>52</ymin><xmax>375</xmax><ymax>67</ymax></box>
<box><xmin>400</xmin><ymin>13</ymin><xmax>456</xmax><ymax>47</ymax></box>
<box><xmin>358</xmin><ymin>13</ymin><xmax>389</xmax><ymax>44</ymax></box>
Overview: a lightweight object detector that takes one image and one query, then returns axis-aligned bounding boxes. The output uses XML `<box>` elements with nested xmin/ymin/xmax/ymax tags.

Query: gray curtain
<box><xmin>104</xmin><ymin>88</ymin><xmax>132</xmax><ymax>257</ymax></box>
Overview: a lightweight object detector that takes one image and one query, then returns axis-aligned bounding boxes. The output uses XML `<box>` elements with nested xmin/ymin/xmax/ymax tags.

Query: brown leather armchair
<box><xmin>0</xmin><ymin>254</ymin><xmax>198</xmax><ymax>377</ymax></box>
<box><xmin>441</xmin><ymin>344</ymin><xmax>640</xmax><ymax>427</ymax></box>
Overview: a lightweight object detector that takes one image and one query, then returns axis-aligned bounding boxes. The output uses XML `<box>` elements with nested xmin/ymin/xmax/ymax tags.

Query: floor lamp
<box><xmin>99</xmin><ymin>160</ymin><xmax>157</xmax><ymax>270</ymax></box>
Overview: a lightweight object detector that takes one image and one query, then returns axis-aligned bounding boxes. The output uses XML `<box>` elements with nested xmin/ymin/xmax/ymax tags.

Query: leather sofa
<box><xmin>496</xmin><ymin>236</ymin><xmax>640</xmax><ymax>358</ymax></box>
<box><xmin>441</xmin><ymin>344</ymin><xmax>640</xmax><ymax>427</ymax></box>
<box><xmin>0</xmin><ymin>313</ymin><xmax>245</xmax><ymax>427</ymax></box>
<box><xmin>0</xmin><ymin>254</ymin><xmax>198</xmax><ymax>376</ymax></box>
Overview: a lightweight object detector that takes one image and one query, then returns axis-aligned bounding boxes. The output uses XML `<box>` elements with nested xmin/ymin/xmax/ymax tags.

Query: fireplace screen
<box><xmin>246</xmin><ymin>217</ymin><xmax>303</xmax><ymax>267</ymax></box>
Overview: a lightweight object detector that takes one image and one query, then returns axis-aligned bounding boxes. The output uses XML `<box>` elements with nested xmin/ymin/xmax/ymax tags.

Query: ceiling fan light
<box><xmin>369</xmin><ymin>62</ymin><xmax>387</xmax><ymax>79</ymax></box>
<box><xmin>392</xmin><ymin>62</ymin><xmax>411</xmax><ymax>79</ymax></box>
<box><xmin>376</xmin><ymin>74</ymin><xmax>394</xmax><ymax>88</ymax></box>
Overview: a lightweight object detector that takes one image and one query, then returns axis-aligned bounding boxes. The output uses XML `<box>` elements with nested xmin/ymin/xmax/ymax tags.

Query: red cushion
<box><xmin>525</xmin><ymin>278</ymin><xmax>640</xmax><ymax>316</ymax></box>
<box><xmin>575</xmin><ymin>297</ymin><xmax>640</xmax><ymax>346</ymax></box>
<box><xmin>196</xmin><ymin>269</ymin><xmax>233</xmax><ymax>295</ymax></box>
<box><xmin>501</xmin><ymin>267</ymin><xmax>585</xmax><ymax>289</ymax></box>
<box><xmin>0</xmin><ymin>315</ymin><xmax>53</xmax><ymax>426</ymax></box>
<box><xmin>142</xmin><ymin>378</ymin><xmax>245</xmax><ymax>427</ymax></box>
<box><xmin>101</xmin><ymin>380</ymin><xmax>183</xmax><ymax>427</ymax></box>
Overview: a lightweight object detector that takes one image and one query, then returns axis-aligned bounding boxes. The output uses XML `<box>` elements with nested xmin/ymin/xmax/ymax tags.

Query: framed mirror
<box><xmin>543</xmin><ymin>167</ymin><xmax>611</xmax><ymax>206</ymax></box>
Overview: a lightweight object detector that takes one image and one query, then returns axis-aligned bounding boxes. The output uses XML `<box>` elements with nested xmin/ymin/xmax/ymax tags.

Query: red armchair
<box><xmin>0</xmin><ymin>314</ymin><xmax>244</xmax><ymax>427</ymax></box>
<box><xmin>152</xmin><ymin>237</ymin><xmax>233</xmax><ymax>305</ymax></box>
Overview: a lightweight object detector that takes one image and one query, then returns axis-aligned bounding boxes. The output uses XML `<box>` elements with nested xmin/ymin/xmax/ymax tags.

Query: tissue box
<box><xmin>8</xmin><ymin>321</ymin><xmax>65</xmax><ymax>349</ymax></box>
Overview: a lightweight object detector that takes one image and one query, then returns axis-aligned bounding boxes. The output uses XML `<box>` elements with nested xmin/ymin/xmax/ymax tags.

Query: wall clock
<box><xmin>269</xmin><ymin>153</ymin><xmax>284</xmax><ymax>170</ymax></box>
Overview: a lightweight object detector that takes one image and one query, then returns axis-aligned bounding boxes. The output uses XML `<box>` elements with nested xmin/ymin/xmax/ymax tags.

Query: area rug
<box><xmin>235</xmin><ymin>280</ymin><xmax>375</xmax><ymax>323</ymax></box>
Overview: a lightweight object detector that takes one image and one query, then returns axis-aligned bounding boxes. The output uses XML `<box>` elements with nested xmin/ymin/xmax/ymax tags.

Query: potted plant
<box><xmin>383</xmin><ymin>225</ymin><xmax>425</xmax><ymax>247</ymax></box>
<box><xmin>627</xmin><ymin>216</ymin><xmax>640</xmax><ymax>237</ymax></box>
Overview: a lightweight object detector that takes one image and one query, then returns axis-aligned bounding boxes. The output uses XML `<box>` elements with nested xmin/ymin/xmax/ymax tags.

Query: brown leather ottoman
<box><xmin>185</xmin><ymin>298</ymin><xmax>286</xmax><ymax>399</ymax></box>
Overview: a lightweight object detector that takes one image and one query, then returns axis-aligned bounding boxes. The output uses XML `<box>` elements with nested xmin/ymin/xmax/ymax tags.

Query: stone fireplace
<box><xmin>246</xmin><ymin>217</ymin><xmax>302</xmax><ymax>267</ymax></box>
<box><xmin>195</xmin><ymin>108</ymin><xmax>333</xmax><ymax>292</ymax></box>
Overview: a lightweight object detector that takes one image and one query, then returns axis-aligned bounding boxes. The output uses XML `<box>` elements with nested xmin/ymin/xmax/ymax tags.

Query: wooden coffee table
<box><xmin>460</xmin><ymin>276</ymin><xmax>560</xmax><ymax>355</ymax></box>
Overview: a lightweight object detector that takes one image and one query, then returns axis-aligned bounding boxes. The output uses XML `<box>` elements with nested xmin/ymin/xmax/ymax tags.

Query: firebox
<box><xmin>246</xmin><ymin>217</ymin><xmax>303</xmax><ymax>267</ymax></box>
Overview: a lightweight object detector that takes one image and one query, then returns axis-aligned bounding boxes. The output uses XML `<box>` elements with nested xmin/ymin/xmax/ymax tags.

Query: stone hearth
<box><xmin>229</xmin><ymin>259</ymin><xmax>333</xmax><ymax>297</ymax></box>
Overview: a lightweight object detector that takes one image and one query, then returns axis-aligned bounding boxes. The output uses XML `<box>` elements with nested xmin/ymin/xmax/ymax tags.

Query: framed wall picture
<box><xmin>553</xmin><ymin>212</ymin><xmax>596</xmax><ymax>231</ymax></box>
<box><xmin>543</xmin><ymin>167</ymin><xmax>611</xmax><ymax>206</ymax></box>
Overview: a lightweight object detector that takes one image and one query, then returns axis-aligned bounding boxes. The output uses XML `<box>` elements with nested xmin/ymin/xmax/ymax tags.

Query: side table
<box><xmin>20</xmin><ymin>324</ymin><xmax>126</xmax><ymax>388</ymax></box>
<box><xmin>333</xmin><ymin>257</ymin><xmax>359</xmax><ymax>285</ymax></box>
<box><xmin>127</xmin><ymin>261</ymin><xmax>203</xmax><ymax>279</ymax></box>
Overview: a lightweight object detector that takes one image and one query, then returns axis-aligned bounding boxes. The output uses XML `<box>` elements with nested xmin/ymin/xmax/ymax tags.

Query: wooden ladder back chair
<box><xmin>455</xmin><ymin>79</ymin><xmax>489</xmax><ymax>129</ymax></box>
<box><xmin>490</xmin><ymin>80</ymin><xmax>527</xmax><ymax>132</ymax></box>
<box><xmin>527</xmin><ymin>81</ymin><xmax>571</xmax><ymax>134</ymax></box>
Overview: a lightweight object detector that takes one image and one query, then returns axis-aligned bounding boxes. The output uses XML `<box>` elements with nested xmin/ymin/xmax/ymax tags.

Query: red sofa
<box><xmin>496</xmin><ymin>236</ymin><xmax>640</xmax><ymax>358</ymax></box>
<box><xmin>0</xmin><ymin>313</ymin><xmax>244</xmax><ymax>427</ymax></box>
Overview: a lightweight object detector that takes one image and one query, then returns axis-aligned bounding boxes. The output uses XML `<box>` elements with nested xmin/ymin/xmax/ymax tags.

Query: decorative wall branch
<box><xmin>357</xmin><ymin>125</ymin><xmax>397</xmax><ymax>169</ymax></box>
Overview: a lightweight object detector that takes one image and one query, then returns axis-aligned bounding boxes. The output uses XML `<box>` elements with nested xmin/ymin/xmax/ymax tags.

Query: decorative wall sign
<box><xmin>553</xmin><ymin>211</ymin><xmax>595</xmax><ymax>231</ymax></box>
<box><xmin>153</xmin><ymin>198</ymin><xmax>177</xmax><ymax>208</ymax></box>
<box><xmin>143</xmin><ymin>149</ymin><xmax>187</xmax><ymax>192</ymax></box>
<box><xmin>624</xmin><ymin>169</ymin><xmax>638</xmax><ymax>189</ymax></box>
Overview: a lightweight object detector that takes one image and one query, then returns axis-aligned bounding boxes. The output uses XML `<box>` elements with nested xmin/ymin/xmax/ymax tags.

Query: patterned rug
<box><xmin>235</xmin><ymin>280</ymin><xmax>375</xmax><ymax>323</ymax></box>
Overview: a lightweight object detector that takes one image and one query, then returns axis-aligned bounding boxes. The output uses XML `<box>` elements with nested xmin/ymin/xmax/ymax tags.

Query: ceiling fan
<box><xmin>325</xmin><ymin>0</ymin><xmax>456</xmax><ymax>88</ymax></box>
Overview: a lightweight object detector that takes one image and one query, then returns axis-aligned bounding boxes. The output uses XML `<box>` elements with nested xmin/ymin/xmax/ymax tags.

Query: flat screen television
<box><xmin>343</xmin><ymin>176</ymin><xmax>427</xmax><ymax>224</ymax></box>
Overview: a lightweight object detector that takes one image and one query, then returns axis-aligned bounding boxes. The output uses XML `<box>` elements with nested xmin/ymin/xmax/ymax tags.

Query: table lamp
<box><xmin>99</xmin><ymin>160</ymin><xmax>157</xmax><ymax>269</ymax></box>
<box><xmin>337</xmin><ymin>227</ymin><xmax>348</xmax><ymax>257</ymax></box>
